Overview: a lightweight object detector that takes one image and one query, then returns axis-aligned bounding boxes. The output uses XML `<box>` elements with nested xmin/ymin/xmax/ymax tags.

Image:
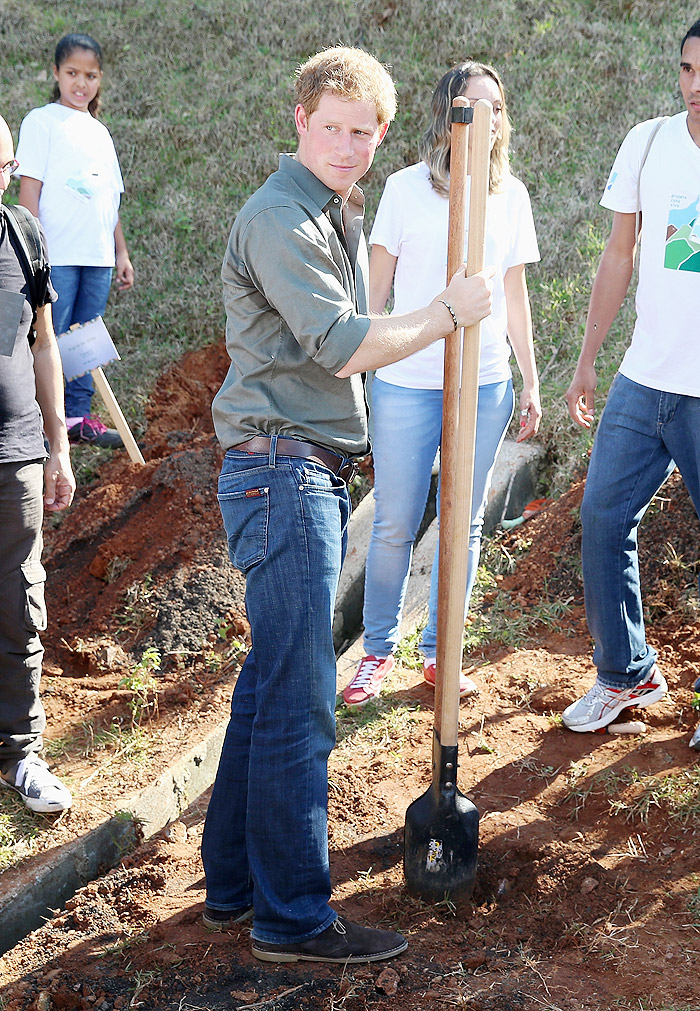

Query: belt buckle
<box><xmin>339</xmin><ymin>459</ymin><xmax>358</xmax><ymax>484</ymax></box>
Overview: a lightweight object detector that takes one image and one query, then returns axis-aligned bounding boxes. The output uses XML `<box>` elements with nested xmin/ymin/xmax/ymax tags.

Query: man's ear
<box><xmin>377</xmin><ymin>121</ymin><xmax>389</xmax><ymax>145</ymax></box>
<box><xmin>294</xmin><ymin>104</ymin><xmax>309</xmax><ymax>137</ymax></box>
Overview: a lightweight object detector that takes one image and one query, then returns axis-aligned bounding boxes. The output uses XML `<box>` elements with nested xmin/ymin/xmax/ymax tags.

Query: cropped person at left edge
<box><xmin>0</xmin><ymin>114</ymin><xmax>75</xmax><ymax>814</ymax></box>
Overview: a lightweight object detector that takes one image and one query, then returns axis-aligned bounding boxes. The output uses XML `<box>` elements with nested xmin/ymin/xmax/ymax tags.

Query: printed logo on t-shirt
<box><xmin>664</xmin><ymin>194</ymin><xmax>700</xmax><ymax>271</ymax></box>
<box><xmin>605</xmin><ymin>170</ymin><xmax>618</xmax><ymax>191</ymax></box>
<box><xmin>65</xmin><ymin>175</ymin><xmax>96</xmax><ymax>202</ymax></box>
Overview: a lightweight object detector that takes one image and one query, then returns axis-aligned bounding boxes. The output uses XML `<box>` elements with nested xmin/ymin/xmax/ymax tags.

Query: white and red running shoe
<box><xmin>562</xmin><ymin>665</ymin><xmax>667</xmax><ymax>732</ymax></box>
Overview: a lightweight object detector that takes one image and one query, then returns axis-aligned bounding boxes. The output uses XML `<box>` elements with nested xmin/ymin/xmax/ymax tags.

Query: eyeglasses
<box><xmin>0</xmin><ymin>160</ymin><xmax>19</xmax><ymax>176</ymax></box>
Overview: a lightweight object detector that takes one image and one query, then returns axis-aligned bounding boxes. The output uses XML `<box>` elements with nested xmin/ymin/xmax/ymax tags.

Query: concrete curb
<box><xmin>0</xmin><ymin>437</ymin><xmax>543</xmax><ymax>954</ymax></box>
<box><xmin>0</xmin><ymin>724</ymin><xmax>225</xmax><ymax>955</ymax></box>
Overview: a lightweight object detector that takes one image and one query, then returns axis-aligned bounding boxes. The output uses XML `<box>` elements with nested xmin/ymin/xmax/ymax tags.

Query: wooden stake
<box><xmin>91</xmin><ymin>367</ymin><xmax>145</xmax><ymax>465</ymax></box>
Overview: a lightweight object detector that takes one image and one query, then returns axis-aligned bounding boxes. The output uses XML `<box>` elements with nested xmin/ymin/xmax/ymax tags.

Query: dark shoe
<box><xmin>0</xmin><ymin>755</ymin><xmax>72</xmax><ymax>814</ymax></box>
<box><xmin>67</xmin><ymin>417</ymin><xmax>124</xmax><ymax>449</ymax></box>
<box><xmin>251</xmin><ymin>916</ymin><xmax>408</xmax><ymax>964</ymax></box>
<box><xmin>202</xmin><ymin>904</ymin><xmax>254</xmax><ymax>930</ymax></box>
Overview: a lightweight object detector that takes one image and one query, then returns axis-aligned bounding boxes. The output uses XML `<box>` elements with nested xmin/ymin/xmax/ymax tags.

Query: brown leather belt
<box><xmin>231</xmin><ymin>436</ymin><xmax>358</xmax><ymax>483</ymax></box>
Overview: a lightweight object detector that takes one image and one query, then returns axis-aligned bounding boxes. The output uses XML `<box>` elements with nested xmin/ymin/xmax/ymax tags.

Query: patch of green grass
<box><xmin>115</xmin><ymin>574</ymin><xmax>157</xmax><ymax>637</ymax></box>
<box><xmin>514</xmin><ymin>756</ymin><xmax>560</xmax><ymax>781</ymax></box>
<box><xmin>687</xmin><ymin>886</ymin><xmax>700</xmax><ymax>925</ymax></box>
<box><xmin>0</xmin><ymin>802</ymin><xmax>41</xmax><ymax>871</ymax></box>
<box><xmin>565</xmin><ymin>764</ymin><xmax>700</xmax><ymax>826</ymax></box>
<box><xmin>394</xmin><ymin>626</ymin><xmax>424</xmax><ymax>671</ymax></box>
<box><xmin>335</xmin><ymin>698</ymin><xmax>421</xmax><ymax>759</ymax></box>
<box><xmin>463</xmin><ymin>576</ymin><xmax>573</xmax><ymax>653</ymax></box>
<box><xmin>119</xmin><ymin>646</ymin><xmax>161</xmax><ymax>725</ymax></box>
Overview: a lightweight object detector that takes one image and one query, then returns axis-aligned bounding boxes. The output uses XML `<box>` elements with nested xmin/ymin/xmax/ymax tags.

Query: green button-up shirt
<box><xmin>212</xmin><ymin>155</ymin><xmax>372</xmax><ymax>456</ymax></box>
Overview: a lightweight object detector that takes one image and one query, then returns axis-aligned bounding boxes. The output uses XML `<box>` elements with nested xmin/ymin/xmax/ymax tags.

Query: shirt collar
<box><xmin>278</xmin><ymin>154</ymin><xmax>365</xmax><ymax>214</ymax></box>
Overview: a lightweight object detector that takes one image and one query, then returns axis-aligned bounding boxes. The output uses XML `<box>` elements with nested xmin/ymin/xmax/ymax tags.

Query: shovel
<box><xmin>404</xmin><ymin>97</ymin><xmax>491</xmax><ymax>901</ymax></box>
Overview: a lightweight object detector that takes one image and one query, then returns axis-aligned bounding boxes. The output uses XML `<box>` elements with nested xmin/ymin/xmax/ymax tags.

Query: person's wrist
<box><xmin>437</xmin><ymin>299</ymin><xmax>459</xmax><ymax>332</ymax></box>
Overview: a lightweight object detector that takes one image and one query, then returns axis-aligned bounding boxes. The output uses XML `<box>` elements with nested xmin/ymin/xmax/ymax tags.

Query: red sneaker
<box><xmin>422</xmin><ymin>659</ymin><xmax>478</xmax><ymax>697</ymax></box>
<box><xmin>343</xmin><ymin>655</ymin><xmax>395</xmax><ymax>709</ymax></box>
<box><xmin>67</xmin><ymin>416</ymin><xmax>123</xmax><ymax>449</ymax></box>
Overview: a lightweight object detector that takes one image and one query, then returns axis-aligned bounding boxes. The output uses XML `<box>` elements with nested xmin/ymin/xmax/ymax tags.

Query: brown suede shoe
<box><xmin>252</xmin><ymin>916</ymin><xmax>408</xmax><ymax>964</ymax></box>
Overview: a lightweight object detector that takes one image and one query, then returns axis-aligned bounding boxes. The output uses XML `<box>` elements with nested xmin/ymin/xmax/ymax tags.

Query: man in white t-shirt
<box><xmin>562</xmin><ymin>19</ymin><xmax>700</xmax><ymax>750</ymax></box>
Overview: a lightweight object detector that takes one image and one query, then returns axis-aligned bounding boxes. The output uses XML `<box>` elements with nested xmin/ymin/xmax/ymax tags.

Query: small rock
<box><xmin>463</xmin><ymin>950</ymin><xmax>487</xmax><ymax>970</ymax></box>
<box><xmin>164</xmin><ymin>821</ymin><xmax>188</xmax><ymax>843</ymax></box>
<box><xmin>580</xmin><ymin>877</ymin><xmax>599</xmax><ymax>894</ymax></box>
<box><xmin>375</xmin><ymin>966</ymin><xmax>399</xmax><ymax>995</ymax></box>
<box><xmin>97</xmin><ymin>645</ymin><xmax>123</xmax><ymax>669</ymax></box>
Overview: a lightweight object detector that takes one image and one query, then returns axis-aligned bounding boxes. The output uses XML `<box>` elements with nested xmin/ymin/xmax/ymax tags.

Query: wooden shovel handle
<box><xmin>434</xmin><ymin>98</ymin><xmax>491</xmax><ymax>746</ymax></box>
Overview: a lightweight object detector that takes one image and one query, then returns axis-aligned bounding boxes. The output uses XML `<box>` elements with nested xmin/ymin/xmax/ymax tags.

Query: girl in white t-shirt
<box><xmin>344</xmin><ymin>61</ymin><xmax>542</xmax><ymax>708</ymax></box>
<box><xmin>16</xmin><ymin>33</ymin><xmax>134</xmax><ymax>448</ymax></box>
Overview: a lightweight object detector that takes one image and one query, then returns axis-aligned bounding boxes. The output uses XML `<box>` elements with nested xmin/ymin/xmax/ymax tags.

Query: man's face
<box><xmin>680</xmin><ymin>36</ymin><xmax>700</xmax><ymax>133</ymax></box>
<box><xmin>0</xmin><ymin>123</ymin><xmax>15</xmax><ymax>199</ymax></box>
<box><xmin>295</xmin><ymin>92</ymin><xmax>388</xmax><ymax>199</ymax></box>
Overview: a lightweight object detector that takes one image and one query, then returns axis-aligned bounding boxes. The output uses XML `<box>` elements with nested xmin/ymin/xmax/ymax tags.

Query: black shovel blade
<box><xmin>404</xmin><ymin>736</ymin><xmax>479</xmax><ymax>901</ymax></box>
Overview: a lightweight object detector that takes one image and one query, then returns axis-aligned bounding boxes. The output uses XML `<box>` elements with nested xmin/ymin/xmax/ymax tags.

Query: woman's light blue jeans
<box><xmin>201</xmin><ymin>442</ymin><xmax>350</xmax><ymax>943</ymax></box>
<box><xmin>581</xmin><ymin>373</ymin><xmax>700</xmax><ymax>688</ymax></box>
<box><xmin>362</xmin><ymin>376</ymin><xmax>514</xmax><ymax>658</ymax></box>
<box><xmin>50</xmin><ymin>266</ymin><xmax>113</xmax><ymax>419</ymax></box>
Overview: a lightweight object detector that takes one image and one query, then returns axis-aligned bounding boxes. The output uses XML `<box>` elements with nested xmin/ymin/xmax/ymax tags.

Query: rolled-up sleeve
<box><xmin>238</xmin><ymin>204</ymin><xmax>370</xmax><ymax>375</ymax></box>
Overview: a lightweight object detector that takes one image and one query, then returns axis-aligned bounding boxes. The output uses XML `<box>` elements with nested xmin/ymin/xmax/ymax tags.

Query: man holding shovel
<box><xmin>202</xmin><ymin>47</ymin><xmax>493</xmax><ymax>963</ymax></box>
<box><xmin>563</xmin><ymin>20</ymin><xmax>700</xmax><ymax>748</ymax></box>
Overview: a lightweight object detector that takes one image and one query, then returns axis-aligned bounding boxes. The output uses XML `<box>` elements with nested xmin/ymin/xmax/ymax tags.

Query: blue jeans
<box><xmin>582</xmin><ymin>374</ymin><xmax>700</xmax><ymax>688</ymax></box>
<box><xmin>363</xmin><ymin>377</ymin><xmax>514</xmax><ymax>658</ymax></box>
<box><xmin>201</xmin><ymin>440</ymin><xmax>350</xmax><ymax>943</ymax></box>
<box><xmin>51</xmin><ymin>266</ymin><xmax>113</xmax><ymax>418</ymax></box>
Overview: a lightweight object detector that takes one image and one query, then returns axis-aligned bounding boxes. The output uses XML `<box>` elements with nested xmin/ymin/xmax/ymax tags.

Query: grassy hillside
<box><xmin>1</xmin><ymin>0</ymin><xmax>692</xmax><ymax>490</ymax></box>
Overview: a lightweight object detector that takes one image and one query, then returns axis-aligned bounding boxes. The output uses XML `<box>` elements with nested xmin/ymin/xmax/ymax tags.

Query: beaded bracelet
<box><xmin>438</xmin><ymin>299</ymin><xmax>459</xmax><ymax>332</ymax></box>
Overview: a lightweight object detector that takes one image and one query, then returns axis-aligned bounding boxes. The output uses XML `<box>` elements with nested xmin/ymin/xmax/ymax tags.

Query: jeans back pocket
<box><xmin>217</xmin><ymin>485</ymin><xmax>270</xmax><ymax>573</ymax></box>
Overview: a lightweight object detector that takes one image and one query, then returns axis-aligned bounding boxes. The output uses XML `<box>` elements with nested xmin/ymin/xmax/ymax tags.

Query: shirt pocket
<box><xmin>217</xmin><ymin>485</ymin><xmax>270</xmax><ymax>573</ymax></box>
<box><xmin>21</xmin><ymin>560</ymin><xmax>47</xmax><ymax>632</ymax></box>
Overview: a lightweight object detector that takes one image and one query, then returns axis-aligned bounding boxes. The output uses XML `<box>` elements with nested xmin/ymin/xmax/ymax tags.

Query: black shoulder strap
<box><xmin>3</xmin><ymin>203</ymin><xmax>48</xmax><ymax>318</ymax></box>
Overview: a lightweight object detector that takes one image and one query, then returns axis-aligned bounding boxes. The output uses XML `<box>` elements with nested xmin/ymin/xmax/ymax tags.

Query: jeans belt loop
<box><xmin>269</xmin><ymin>434</ymin><xmax>278</xmax><ymax>468</ymax></box>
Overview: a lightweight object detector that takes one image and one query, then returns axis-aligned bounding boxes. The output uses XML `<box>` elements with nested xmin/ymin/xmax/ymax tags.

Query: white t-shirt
<box><xmin>368</xmin><ymin>161</ymin><xmax>540</xmax><ymax>389</ymax></box>
<box><xmin>16</xmin><ymin>103</ymin><xmax>124</xmax><ymax>266</ymax></box>
<box><xmin>601</xmin><ymin>112</ymin><xmax>700</xmax><ymax>397</ymax></box>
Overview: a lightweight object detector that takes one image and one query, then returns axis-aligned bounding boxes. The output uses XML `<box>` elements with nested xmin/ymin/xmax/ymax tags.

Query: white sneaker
<box><xmin>0</xmin><ymin>755</ymin><xmax>73</xmax><ymax>813</ymax></box>
<box><xmin>562</xmin><ymin>665</ymin><xmax>667</xmax><ymax>733</ymax></box>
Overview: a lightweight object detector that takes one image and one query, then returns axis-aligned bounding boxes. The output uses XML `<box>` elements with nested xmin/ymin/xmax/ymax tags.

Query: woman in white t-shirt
<box><xmin>343</xmin><ymin>61</ymin><xmax>542</xmax><ymax>708</ymax></box>
<box><xmin>16</xmin><ymin>33</ymin><xmax>134</xmax><ymax>448</ymax></box>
